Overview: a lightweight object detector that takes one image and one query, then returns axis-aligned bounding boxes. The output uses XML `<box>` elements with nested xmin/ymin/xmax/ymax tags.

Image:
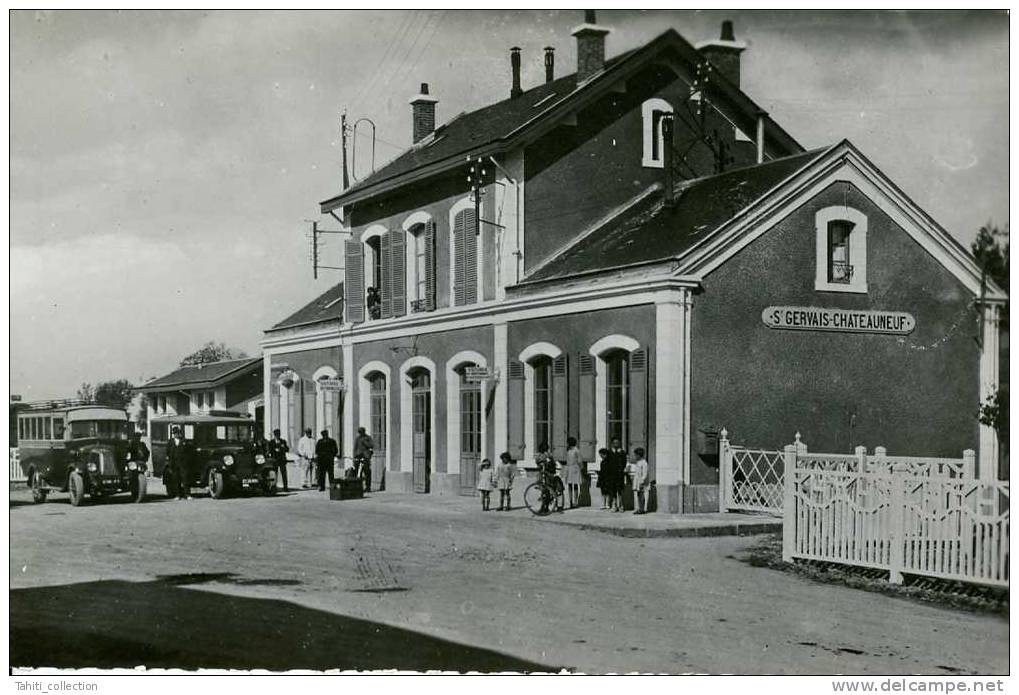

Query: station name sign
<box><xmin>762</xmin><ymin>306</ymin><xmax>916</xmax><ymax>335</ymax></box>
<box><xmin>317</xmin><ymin>378</ymin><xmax>345</xmax><ymax>392</ymax></box>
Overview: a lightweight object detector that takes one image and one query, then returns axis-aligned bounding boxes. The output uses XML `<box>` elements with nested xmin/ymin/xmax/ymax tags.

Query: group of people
<box><xmin>258</xmin><ymin>427</ymin><xmax>345</xmax><ymax>492</ymax></box>
<box><xmin>475</xmin><ymin>451</ymin><xmax>519</xmax><ymax>511</ymax></box>
<box><xmin>596</xmin><ymin>438</ymin><xmax>650</xmax><ymax>514</ymax></box>
<box><xmin>473</xmin><ymin>436</ymin><xmax>650</xmax><ymax>515</ymax></box>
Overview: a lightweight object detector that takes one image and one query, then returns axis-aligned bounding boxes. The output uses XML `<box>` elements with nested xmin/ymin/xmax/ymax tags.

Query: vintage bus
<box><xmin>17</xmin><ymin>403</ymin><xmax>147</xmax><ymax>506</ymax></box>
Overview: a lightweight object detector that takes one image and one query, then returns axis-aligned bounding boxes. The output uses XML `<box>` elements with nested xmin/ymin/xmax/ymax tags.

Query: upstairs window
<box><xmin>815</xmin><ymin>205</ymin><xmax>868</xmax><ymax>294</ymax></box>
<box><xmin>641</xmin><ymin>98</ymin><xmax>674</xmax><ymax>168</ymax></box>
<box><xmin>451</xmin><ymin>207</ymin><xmax>479</xmax><ymax>307</ymax></box>
<box><xmin>406</xmin><ymin>221</ymin><xmax>436</xmax><ymax>314</ymax></box>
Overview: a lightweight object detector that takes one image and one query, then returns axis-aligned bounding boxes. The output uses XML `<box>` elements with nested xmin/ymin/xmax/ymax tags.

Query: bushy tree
<box><xmin>93</xmin><ymin>379</ymin><xmax>135</xmax><ymax>410</ymax></box>
<box><xmin>179</xmin><ymin>341</ymin><xmax>249</xmax><ymax>367</ymax></box>
<box><xmin>76</xmin><ymin>382</ymin><xmax>95</xmax><ymax>403</ymax></box>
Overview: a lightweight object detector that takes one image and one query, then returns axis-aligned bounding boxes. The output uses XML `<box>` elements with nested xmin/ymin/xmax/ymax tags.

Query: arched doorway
<box><xmin>457</xmin><ymin>363</ymin><xmax>482</xmax><ymax>494</ymax></box>
<box><xmin>605</xmin><ymin>349</ymin><xmax>631</xmax><ymax>449</ymax></box>
<box><xmin>367</xmin><ymin>371</ymin><xmax>387</xmax><ymax>491</ymax></box>
<box><xmin>409</xmin><ymin>367</ymin><xmax>431</xmax><ymax>493</ymax></box>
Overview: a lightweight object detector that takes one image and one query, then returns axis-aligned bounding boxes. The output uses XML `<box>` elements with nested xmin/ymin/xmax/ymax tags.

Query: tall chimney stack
<box><xmin>571</xmin><ymin>9</ymin><xmax>611</xmax><ymax>83</ymax></box>
<box><xmin>510</xmin><ymin>47</ymin><xmax>523</xmax><ymax>98</ymax></box>
<box><xmin>409</xmin><ymin>83</ymin><xmax>438</xmax><ymax>144</ymax></box>
<box><xmin>544</xmin><ymin>46</ymin><xmax>555</xmax><ymax>83</ymax></box>
<box><xmin>696</xmin><ymin>20</ymin><xmax>747</xmax><ymax>87</ymax></box>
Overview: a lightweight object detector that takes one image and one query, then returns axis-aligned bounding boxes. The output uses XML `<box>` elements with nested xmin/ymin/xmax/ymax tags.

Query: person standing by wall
<box><xmin>564</xmin><ymin>436</ymin><xmax>583</xmax><ymax>509</ymax></box>
<box><xmin>630</xmin><ymin>447</ymin><xmax>649</xmax><ymax>515</ymax></box>
<box><xmin>596</xmin><ymin>448</ymin><xmax>612</xmax><ymax>510</ymax></box>
<box><xmin>315</xmin><ymin>429</ymin><xmax>338</xmax><ymax>492</ymax></box>
<box><xmin>496</xmin><ymin>451</ymin><xmax>517</xmax><ymax>511</ymax></box>
<box><xmin>297</xmin><ymin>428</ymin><xmax>316</xmax><ymax>489</ymax></box>
<box><xmin>268</xmin><ymin>428</ymin><xmax>290</xmax><ymax>492</ymax></box>
<box><xmin>608</xmin><ymin>438</ymin><xmax>627</xmax><ymax>513</ymax></box>
<box><xmin>353</xmin><ymin>426</ymin><xmax>375</xmax><ymax>492</ymax></box>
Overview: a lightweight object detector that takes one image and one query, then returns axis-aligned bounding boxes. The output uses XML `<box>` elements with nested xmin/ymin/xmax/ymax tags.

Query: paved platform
<box><xmin>343</xmin><ymin>489</ymin><xmax>782</xmax><ymax>539</ymax></box>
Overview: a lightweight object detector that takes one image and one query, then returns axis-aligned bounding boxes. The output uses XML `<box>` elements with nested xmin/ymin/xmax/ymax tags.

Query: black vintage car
<box><xmin>17</xmin><ymin>405</ymin><xmax>147</xmax><ymax>506</ymax></box>
<box><xmin>150</xmin><ymin>413</ymin><xmax>275</xmax><ymax>499</ymax></box>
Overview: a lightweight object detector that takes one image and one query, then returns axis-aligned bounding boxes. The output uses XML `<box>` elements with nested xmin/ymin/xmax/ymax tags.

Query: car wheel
<box><xmin>132</xmin><ymin>474</ymin><xmax>148</xmax><ymax>503</ymax></box>
<box><xmin>209</xmin><ymin>471</ymin><xmax>227</xmax><ymax>500</ymax></box>
<box><xmin>68</xmin><ymin>471</ymin><xmax>86</xmax><ymax>507</ymax></box>
<box><xmin>29</xmin><ymin>470</ymin><xmax>48</xmax><ymax>504</ymax></box>
<box><xmin>162</xmin><ymin>469</ymin><xmax>177</xmax><ymax>499</ymax></box>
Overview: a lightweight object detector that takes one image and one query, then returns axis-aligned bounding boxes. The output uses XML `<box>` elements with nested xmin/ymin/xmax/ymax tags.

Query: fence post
<box><xmin>888</xmin><ymin>470</ymin><xmax>905</xmax><ymax>584</ymax></box>
<box><xmin>782</xmin><ymin>444</ymin><xmax>797</xmax><ymax>563</ymax></box>
<box><xmin>718</xmin><ymin>428</ymin><xmax>729</xmax><ymax>513</ymax></box>
<box><xmin>855</xmin><ymin>445</ymin><xmax>867</xmax><ymax>472</ymax></box>
<box><xmin>963</xmin><ymin>448</ymin><xmax>977</xmax><ymax>480</ymax></box>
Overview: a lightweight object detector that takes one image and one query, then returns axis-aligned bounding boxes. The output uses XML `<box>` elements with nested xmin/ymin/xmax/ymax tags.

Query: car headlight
<box><xmin>128</xmin><ymin>461</ymin><xmax>138</xmax><ymax>471</ymax></box>
<box><xmin>87</xmin><ymin>463</ymin><xmax>98</xmax><ymax>472</ymax></box>
<box><xmin>255</xmin><ymin>454</ymin><xmax>265</xmax><ymax>465</ymax></box>
<box><xmin>223</xmin><ymin>455</ymin><xmax>234</xmax><ymax>466</ymax></box>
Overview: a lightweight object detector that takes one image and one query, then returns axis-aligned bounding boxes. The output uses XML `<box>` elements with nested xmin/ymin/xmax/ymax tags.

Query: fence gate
<box><xmin>720</xmin><ymin>435</ymin><xmax>785</xmax><ymax>515</ymax></box>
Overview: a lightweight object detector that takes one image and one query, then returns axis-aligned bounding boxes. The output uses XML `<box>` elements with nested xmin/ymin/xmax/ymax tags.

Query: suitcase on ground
<box><xmin>329</xmin><ymin>478</ymin><xmax>364</xmax><ymax>500</ymax></box>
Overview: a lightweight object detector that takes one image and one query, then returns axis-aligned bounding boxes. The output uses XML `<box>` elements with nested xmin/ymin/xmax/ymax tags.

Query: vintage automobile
<box><xmin>17</xmin><ymin>404</ymin><xmax>147</xmax><ymax>506</ymax></box>
<box><xmin>149</xmin><ymin>412</ymin><xmax>275</xmax><ymax>498</ymax></box>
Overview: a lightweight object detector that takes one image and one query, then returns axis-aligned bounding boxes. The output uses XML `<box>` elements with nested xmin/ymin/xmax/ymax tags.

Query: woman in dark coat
<box><xmin>596</xmin><ymin>448</ymin><xmax>612</xmax><ymax>509</ymax></box>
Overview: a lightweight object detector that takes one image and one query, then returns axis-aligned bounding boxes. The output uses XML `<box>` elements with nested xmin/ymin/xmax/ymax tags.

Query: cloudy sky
<box><xmin>10</xmin><ymin>9</ymin><xmax>1008</xmax><ymax>400</ymax></box>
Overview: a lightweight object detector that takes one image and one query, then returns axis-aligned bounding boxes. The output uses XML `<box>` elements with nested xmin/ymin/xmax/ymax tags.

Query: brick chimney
<box><xmin>571</xmin><ymin>10</ymin><xmax>611</xmax><ymax>83</ymax></box>
<box><xmin>409</xmin><ymin>83</ymin><xmax>438</xmax><ymax>144</ymax></box>
<box><xmin>544</xmin><ymin>46</ymin><xmax>555</xmax><ymax>83</ymax></box>
<box><xmin>696</xmin><ymin>20</ymin><xmax>747</xmax><ymax>87</ymax></box>
<box><xmin>510</xmin><ymin>47</ymin><xmax>523</xmax><ymax>99</ymax></box>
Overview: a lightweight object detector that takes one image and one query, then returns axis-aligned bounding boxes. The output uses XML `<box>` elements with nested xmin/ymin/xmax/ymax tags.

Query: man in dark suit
<box><xmin>167</xmin><ymin>426</ymin><xmax>193</xmax><ymax>500</ymax></box>
<box><xmin>267</xmin><ymin>428</ymin><xmax>290</xmax><ymax>492</ymax></box>
<box><xmin>608</xmin><ymin>437</ymin><xmax>628</xmax><ymax>512</ymax></box>
<box><xmin>315</xmin><ymin>429</ymin><xmax>338</xmax><ymax>492</ymax></box>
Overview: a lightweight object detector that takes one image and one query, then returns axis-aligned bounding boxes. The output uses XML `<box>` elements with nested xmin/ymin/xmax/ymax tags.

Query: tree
<box><xmin>93</xmin><ymin>379</ymin><xmax>135</xmax><ymax>410</ymax></box>
<box><xmin>76</xmin><ymin>382</ymin><xmax>95</xmax><ymax>403</ymax></box>
<box><xmin>179</xmin><ymin>341</ymin><xmax>249</xmax><ymax>368</ymax></box>
<box><xmin>972</xmin><ymin>223</ymin><xmax>1009</xmax><ymax>294</ymax></box>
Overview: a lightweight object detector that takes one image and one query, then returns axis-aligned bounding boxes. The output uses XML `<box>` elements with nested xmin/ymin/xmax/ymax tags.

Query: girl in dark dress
<box><xmin>596</xmin><ymin>448</ymin><xmax>612</xmax><ymax>510</ymax></box>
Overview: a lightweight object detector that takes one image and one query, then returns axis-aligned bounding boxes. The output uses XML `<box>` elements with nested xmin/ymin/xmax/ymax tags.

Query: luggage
<box><xmin>329</xmin><ymin>478</ymin><xmax>364</xmax><ymax>501</ymax></box>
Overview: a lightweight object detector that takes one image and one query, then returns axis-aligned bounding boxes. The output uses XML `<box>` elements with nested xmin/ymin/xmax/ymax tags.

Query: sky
<box><xmin>9</xmin><ymin>9</ymin><xmax>1009</xmax><ymax>401</ymax></box>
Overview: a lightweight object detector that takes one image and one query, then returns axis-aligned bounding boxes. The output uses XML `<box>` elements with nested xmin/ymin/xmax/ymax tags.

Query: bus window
<box><xmin>53</xmin><ymin>418</ymin><xmax>65</xmax><ymax>439</ymax></box>
<box><xmin>70</xmin><ymin>421</ymin><xmax>97</xmax><ymax>439</ymax></box>
<box><xmin>216</xmin><ymin>426</ymin><xmax>226</xmax><ymax>441</ymax></box>
<box><xmin>184</xmin><ymin>424</ymin><xmax>195</xmax><ymax>440</ymax></box>
<box><xmin>43</xmin><ymin>418</ymin><xmax>51</xmax><ymax>440</ymax></box>
<box><xmin>151</xmin><ymin>422</ymin><xmax>168</xmax><ymax>442</ymax></box>
<box><xmin>29</xmin><ymin>418</ymin><xmax>37</xmax><ymax>440</ymax></box>
<box><xmin>18</xmin><ymin>419</ymin><xmax>24</xmax><ymax>440</ymax></box>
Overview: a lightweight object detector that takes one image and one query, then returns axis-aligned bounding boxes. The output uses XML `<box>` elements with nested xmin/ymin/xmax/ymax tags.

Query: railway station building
<box><xmin>262</xmin><ymin>15</ymin><xmax>1006</xmax><ymax>512</ymax></box>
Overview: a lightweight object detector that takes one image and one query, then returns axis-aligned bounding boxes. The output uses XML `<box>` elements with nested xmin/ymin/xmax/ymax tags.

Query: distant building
<box><xmin>138</xmin><ymin>358</ymin><xmax>264</xmax><ymax>440</ymax></box>
<box><xmin>264</xmin><ymin>14</ymin><xmax>1006</xmax><ymax>510</ymax></box>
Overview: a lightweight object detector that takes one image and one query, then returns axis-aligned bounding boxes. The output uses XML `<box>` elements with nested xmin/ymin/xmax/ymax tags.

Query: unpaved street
<box><xmin>9</xmin><ymin>484</ymin><xmax>1008</xmax><ymax>673</ymax></box>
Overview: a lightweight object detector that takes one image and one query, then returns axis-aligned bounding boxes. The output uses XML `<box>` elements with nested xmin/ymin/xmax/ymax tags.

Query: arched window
<box><xmin>368</xmin><ymin>372</ymin><xmax>387</xmax><ymax>456</ymax></box>
<box><xmin>365</xmin><ymin>236</ymin><xmax>383</xmax><ymax>319</ymax></box>
<box><xmin>642</xmin><ymin>98</ymin><xmax>674</xmax><ymax>168</ymax></box>
<box><xmin>605</xmin><ymin>349</ymin><xmax>630</xmax><ymax>447</ymax></box>
<box><xmin>459</xmin><ymin>365</ymin><xmax>482</xmax><ymax>467</ymax></box>
<box><xmin>532</xmin><ymin>356</ymin><xmax>553</xmax><ymax>452</ymax></box>
<box><xmin>407</xmin><ymin>222</ymin><xmax>435</xmax><ymax>312</ymax></box>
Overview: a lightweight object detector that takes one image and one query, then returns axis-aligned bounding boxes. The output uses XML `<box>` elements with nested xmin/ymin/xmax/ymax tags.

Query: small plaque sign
<box><xmin>762</xmin><ymin>306</ymin><xmax>916</xmax><ymax>335</ymax></box>
<box><xmin>464</xmin><ymin>367</ymin><xmax>493</xmax><ymax>382</ymax></box>
<box><xmin>317</xmin><ymin>378</ymin><xmax>345</xmax><ymax>392</ymax></box>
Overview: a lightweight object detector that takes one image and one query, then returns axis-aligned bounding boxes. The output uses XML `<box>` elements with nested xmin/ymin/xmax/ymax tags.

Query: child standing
<box><xmin>596</xmin><ymin>448</ymin><xmax>612</xmax><ymax>510</ymax></box>
<box><xmin>496</xmin><ymin>451</ymin><xmax>517</xmax><ymax>511</ymax></box>
<box><xmin>476</xmin><ymin>458</ymin><xmax>495</xmax><ymax>511</ymax></box>
<box><xmin>564</xmin><ymin>436</ymin><xmax>583</xmax><ymax>509</ymax></box>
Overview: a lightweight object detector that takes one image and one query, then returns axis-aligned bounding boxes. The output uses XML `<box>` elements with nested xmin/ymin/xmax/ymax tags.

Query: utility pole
<box><xmin>341</xmin><ymin>111</ymin><xmax>350</xmax><ymax>191</ymax></box>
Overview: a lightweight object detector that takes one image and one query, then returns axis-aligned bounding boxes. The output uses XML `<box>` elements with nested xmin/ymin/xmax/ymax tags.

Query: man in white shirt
<box><xmin>297</xmin><ymin>428</ymin><xmax>316</xmax><ymax>489</ymax></box>
<box><xmin>630</xmin><ymin>447</ymin><xmax>649</xmax><ymax>515</ymax></box>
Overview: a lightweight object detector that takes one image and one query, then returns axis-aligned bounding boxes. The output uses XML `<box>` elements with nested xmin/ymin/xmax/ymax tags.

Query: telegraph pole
<box><xmin>342</xmin><ymin>112</ymin><xmax>350</xmax><ymax>190</ymax></box>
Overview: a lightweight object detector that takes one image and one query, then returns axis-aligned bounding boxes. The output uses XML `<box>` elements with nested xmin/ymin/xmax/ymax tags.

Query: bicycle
<box><xmin>524</xmin><ymin>475</ymin><xmax>565</xmax><ymax>516</ymax></box>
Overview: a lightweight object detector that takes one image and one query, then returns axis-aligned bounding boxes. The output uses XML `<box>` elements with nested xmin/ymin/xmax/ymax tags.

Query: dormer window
<box><xmin>641</xmin><ymin>98</ymin><xmax>674</xmax><ymax>168</ymax></box>
<box><xmin>815</xmin><ymin>206</ymin><xmax>868</xmax><ymax>293</ymax></box>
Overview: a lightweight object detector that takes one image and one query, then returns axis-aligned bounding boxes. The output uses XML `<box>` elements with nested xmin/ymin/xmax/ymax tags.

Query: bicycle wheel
<box><xmin>553</xmin><ymin>477</ymin><xmax>566</xmax><ymax>510</ymax></box>
<box><xmin>524</xmin><ymin>482</ymin><xmax>551</xmax><ymax>516</ymax></box>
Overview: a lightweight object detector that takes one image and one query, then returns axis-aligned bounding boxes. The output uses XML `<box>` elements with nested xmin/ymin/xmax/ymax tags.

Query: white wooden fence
<box><xmin>782</xmin><ymin>443</ymin><xmax>1008</xmax><ymax>587</ymax></box>
<box><xmin>10</xmin><ymin>448</ymin><xmax>26</xmax><ymax>482</ymax></box>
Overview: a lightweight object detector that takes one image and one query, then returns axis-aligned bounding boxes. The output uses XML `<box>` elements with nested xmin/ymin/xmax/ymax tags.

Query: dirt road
<box><xmin>8</xmin><ymin>484</ymin><xmax>1008</xmax><ymax>673</ymax></box>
